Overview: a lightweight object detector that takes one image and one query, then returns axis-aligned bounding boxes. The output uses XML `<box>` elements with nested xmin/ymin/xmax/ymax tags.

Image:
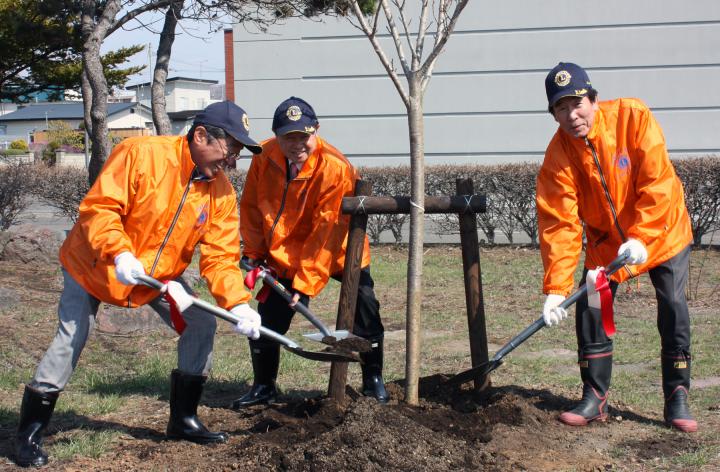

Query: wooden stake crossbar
<box><xmin>329</xmin><ymin>179</ymin><xmax>490</xmax><ymax>402</ymax></box>
<box><xmin>341</xmin><ymin>195</ymin><xmax>486</xmax><ymax>215</ymax></box>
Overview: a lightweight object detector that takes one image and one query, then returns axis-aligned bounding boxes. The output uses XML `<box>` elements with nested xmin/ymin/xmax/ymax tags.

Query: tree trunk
<box><xmin>80</xmin><ymin>70</ymin><xmax>92</xmax><ymax>136</ymax></box>
<box><xmin>81</xmin><ymin>0</ymin><xmax>121</xmax><ymax>186</ymax></box>
<box><xmin>404</xmin><ymin>80</ymin><xmax>425</xmax><ymax>406</ymax></box>
<box><xmin>152</xmin><ymin>0</ymin><xmax>183</xmax><ymax>135</ymax></box>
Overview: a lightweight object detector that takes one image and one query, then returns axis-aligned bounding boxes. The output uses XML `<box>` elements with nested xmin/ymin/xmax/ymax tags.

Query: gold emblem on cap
<box><xmin>305</xmin><ymin>126</ymin><xmax>316</xmax><ymax>133</ymax></box>
<box><xmin>555</xmin><ymin>70</ymin><xmax>571</xmax><ymax>87</ymax></box>
<box><xmin>575</xmin><ymin>88</ymin><xmax>587</xmax><ymax>95</ymax></box>
<box><xmin>242</xmin><ymin>113</ymin><xmax>250</xmax><ymax>131</ymax></box>
<box><xmin>286</xmin><ymin>105</ymin><xmax>302</xmax><ymax>122</ymax></box>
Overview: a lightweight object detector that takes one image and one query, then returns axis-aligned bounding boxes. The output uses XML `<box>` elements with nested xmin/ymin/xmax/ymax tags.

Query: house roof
<box><xmin>0</xmin><ymin>102</ymin><xmax>150</xmax><ymax>122</ymax></box>
<box><xmin>126</xmin><ymin>77</ymin><xmax>218</xmax><ymax>90</ymax></box>
<box><xmin>167</xmin><ymin>109</ymin><xmax>203</xmax><ymax>121</ymax></box>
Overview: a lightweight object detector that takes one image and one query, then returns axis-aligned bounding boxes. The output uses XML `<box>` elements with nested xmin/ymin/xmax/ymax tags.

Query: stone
<box><xmin>0</xmin><ymin>225</ymin><xmax>63</xmax><ymax>264</ymax></box>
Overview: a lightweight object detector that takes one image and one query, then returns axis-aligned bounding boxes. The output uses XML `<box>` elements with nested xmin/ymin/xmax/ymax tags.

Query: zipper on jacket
<box><xmin>586</xmin><ymin>138</ymin><xmax>627</xmax><ymax>242</ymax></box>
<box><xmin>149</xmin><ymin>175</ymin><xmax>194</xmax><ymax>276</ymax></box>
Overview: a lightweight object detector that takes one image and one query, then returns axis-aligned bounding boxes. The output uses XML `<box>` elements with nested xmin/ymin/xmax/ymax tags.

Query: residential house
<box><xmin>0</xmin><ymin>101</ymin><xmax>153</xmax><ymax>146</ymax></box>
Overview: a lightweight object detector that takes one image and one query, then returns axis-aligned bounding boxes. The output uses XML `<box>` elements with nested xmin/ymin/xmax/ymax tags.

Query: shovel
<box><xmin>135</xmin><ymin>274</ymin><xmax>360</xmax><ymax>363</ymax></box>
<box><xmin>240</xmin><ymin>258</ymin><xmax>371</xmax><ymax>353</ymax></box>
<box><xmin>445</xmin><ymin>250</ymin><xmax>631</xmax><ymax>386</ymax></box>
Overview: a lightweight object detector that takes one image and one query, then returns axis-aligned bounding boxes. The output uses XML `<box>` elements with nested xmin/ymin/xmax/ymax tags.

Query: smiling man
<box><xmin>13</xmin><ymin>101</ymin><xmax>265</xmax><ymax>467</ymax></box>
<box><xmin>536</xmin><ymin>63</ymin><xmax>696</xmax><ymax>432</ymax></box>
<box><xmin>233</xmin><ymin>97</ymin><xmax>388</xmax><ymax>408</ymax></box>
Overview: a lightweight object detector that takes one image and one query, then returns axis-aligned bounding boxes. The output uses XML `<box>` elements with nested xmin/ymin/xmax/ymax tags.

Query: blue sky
<box><xmin>101</xmin><ymin>15</ymin><xmax>227</xmax><ymax>89</ymax></box>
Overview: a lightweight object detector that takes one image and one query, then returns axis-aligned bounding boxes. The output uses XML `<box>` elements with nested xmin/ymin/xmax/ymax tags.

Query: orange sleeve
<box><xmin>199</xmin><ymin>178</ymin><xmax>251</xmax><ymax>309</ymax></box>
<box><xmin>239</xmin><ymin>155</ymin><xmax>268</xmax><ymax>261</ymax></box>
<box><xmin>536</xmin><ymin>149</ymin><xmax>584</xmax><ymax>296</ymax></box>
<box><xmin>625</xmin><ymin>104</ymin><xmax>677</xmax><ymax>247</ymax></box>
<box><xmin>77</xmin><ymin>139</ymin><xmax>138</xmax><ymax>264</ymax></box>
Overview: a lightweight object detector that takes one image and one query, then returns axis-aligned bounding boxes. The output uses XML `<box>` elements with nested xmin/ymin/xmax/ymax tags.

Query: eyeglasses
<box><xmin>216</xmin><ymin>138</ymin><xmax>243</xmax><ymax>161</ymax></box>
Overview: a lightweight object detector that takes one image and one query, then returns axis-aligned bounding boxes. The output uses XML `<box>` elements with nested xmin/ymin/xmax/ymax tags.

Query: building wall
<box><xmin>232</xmin><ymin>0</ymin><xmax>720</xmax><ymax>167</ymax></box>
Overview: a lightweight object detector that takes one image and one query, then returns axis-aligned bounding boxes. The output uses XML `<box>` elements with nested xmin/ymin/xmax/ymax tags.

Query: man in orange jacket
<box><xmin>537</xmin><ymin>63</ymin><xmax>696</xmax><ymax>432</ymax></box>
<box><xmin>231</xmin><ymin>97</ymin><xmax>387</xmax><ymax>408</ymax></box>
<box><xmin>14</xmin><ymin>101</ymin><xmax>265</xmax><ymax>468</ymax></box>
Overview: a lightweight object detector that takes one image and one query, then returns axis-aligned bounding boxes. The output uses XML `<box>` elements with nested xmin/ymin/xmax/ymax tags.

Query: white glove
<box><xmin>543</xmin><ymin>294</ymin><xmax>568</xmax><ymax>327</ymax></box>
<box><xmin>586</xmin><ymin>268</ymin><xmax>603</xmax><ymax>310</ymax></box>
<box><xmin>618</xmin><ymin>238</ymin><xmax>647</xmax><ymax>265</ymax></box>
<box><xmin>114</xmin><ymin>251</ymin><xmax>145</xmax><ymax>285</ymax></box>
<box><xmin>231</xmin><ymin>304</ymin><xmax>261</xmax><ymax>340</ymax></box>
<box><xmin>165</xmin><ymin>281</ymin><xmax>194</xmax><ymax>312</ymax></box>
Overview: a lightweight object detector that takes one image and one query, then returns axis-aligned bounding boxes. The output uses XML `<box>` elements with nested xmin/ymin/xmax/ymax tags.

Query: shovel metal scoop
<box><xmin>446</xmin><ymin>250</ymin><xmax>631</xmax><ymax>386</ymax></box>
<box><xmin>240</xmin><ymin>258</ymin><xmax>371</xmax><ymax>352</ymax></box>
<box><xmin>135</xmin><ymin>274</ymin><xmax>360</xmax><ymax>363</ymax></box>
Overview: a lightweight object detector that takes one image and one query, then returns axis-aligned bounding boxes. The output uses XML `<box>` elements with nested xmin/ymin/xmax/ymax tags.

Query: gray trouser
<box><xmin>30</xmin><ymin>269</ymin><xmax>217</xmax><ymax>394</ymax></box>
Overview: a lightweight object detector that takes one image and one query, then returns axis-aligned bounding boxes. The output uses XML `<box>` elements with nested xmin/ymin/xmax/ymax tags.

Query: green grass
<box><xmin>48</xmin><ymin>428</ymin><xmax>120</xmax><ymax>461</ymax></box>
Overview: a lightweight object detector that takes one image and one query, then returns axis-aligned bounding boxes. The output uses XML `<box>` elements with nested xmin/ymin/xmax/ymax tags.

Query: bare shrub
<box><xmin>359</xmin><ymin>166</ymin><xmax>411</xmax><ymax>244</ymax></box>
<box><xmin>0</xmin><ymin>161</ymin><xmax>33</xmax><ymax>230</ymax></box>
<box><xmin>32</xmin><ymin>166</ymin><xmax>89</xmax><ymax>224</ymax></box>
<box><xmin>672</xmin><ymin>156</ymin><xmax>720</xmax><ymax>247</ymax></box>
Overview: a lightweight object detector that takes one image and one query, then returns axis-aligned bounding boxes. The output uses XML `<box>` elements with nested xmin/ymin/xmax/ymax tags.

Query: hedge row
<box><xmin>3</xmin><ymin>157</ymin><xmax>719</xmax><ymax>247</ymax></box>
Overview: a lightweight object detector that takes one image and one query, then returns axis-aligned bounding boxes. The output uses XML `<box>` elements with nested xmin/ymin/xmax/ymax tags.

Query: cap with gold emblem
<box><xmin>545</xmin><ymin>62</ymin><xmax>596</xmax><ymax>109</ymax></box>
<box><xmin>193</xmin><ymin>100</ymin><xmax>262</xmax><ymax>154</ymax></box>
<box><xmin>272</xmin><ymin>96</ymin><xmax>319</xmax><ymax>136</ymax></box>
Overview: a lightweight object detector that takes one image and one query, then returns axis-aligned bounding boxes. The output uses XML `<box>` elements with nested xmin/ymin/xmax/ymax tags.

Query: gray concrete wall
<box><xmin>232</xmin><ymin>0</ymin><xmax>720</xmax><ymax>168</ymax></box>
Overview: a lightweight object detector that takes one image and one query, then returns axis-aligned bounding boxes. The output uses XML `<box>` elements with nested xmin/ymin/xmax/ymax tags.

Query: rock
<box><xmin>96</xmin><ymin>304</ymin><xmax>177</xmax><ymax>336</ymax></box>
<box><xmin>0</xmin><ymin>286</ymin><xmax>19</xmax><ymax>308</ymax></box>
<box><xmin>0</xmin><ymin>225</ymin><xmax>63</xmax><ymax>264</ymax></box>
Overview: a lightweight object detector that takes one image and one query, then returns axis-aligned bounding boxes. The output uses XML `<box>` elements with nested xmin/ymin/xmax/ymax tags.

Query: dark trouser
<box><xmin>258</xmin><ymin>267</ymin><xmax>384</xmax><ymax>339</ymax></box>
<box><xmin>575</xmin><ymin>245</ymin><xmax>691</xmax><ymax>355</ymax></box>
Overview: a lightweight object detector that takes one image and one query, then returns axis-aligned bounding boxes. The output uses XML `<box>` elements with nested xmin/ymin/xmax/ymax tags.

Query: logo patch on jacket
<box><xmin>195</xmin><ymin>203</ymin><xmax>209</xmax><ymax>229</ymax></box>
<box><xmin>615</xmin><ymin>150</ymin><xmax>631</xmax><ymax>175</ymax></box>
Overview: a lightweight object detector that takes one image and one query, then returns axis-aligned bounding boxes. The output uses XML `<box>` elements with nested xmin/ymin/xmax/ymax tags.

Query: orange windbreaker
<box><xmin>536</xmin><ymin>98</ymin><xmax>693</xmax><ymax>295</ymax></box>
<box><xmin>240</xmin><ymin>136</ymin><xmax>371</xmax><ymax>297</ymax></box>
<box><xmin>59</xmin><ymin>135</ymin><xmax>251</xmax><ymax>309</ymax></box>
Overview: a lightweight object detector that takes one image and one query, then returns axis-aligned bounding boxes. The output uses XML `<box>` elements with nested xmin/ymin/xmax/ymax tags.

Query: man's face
<box><xmin>190</xmin><ymin>126</ymin><xmax>242</xmax><ymax>178</ymax></box>
<box><xmin>276</xmin><ymin>131</ymin><xmax>317</xmax><ymax>165</ymax></box>
<box><xmin>552</xmin><ymin>95</ymin><xmax>599</xmax><ymax>138</ymax></box>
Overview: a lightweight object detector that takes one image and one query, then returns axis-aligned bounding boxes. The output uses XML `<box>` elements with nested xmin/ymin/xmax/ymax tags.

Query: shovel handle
<box><xmin>241</xmin><ymin>258</ymin><xmax>333</xmax><ymax>338</ymax></box>
<box><xmin>492</xmin><ymin>249</ymin><xmax>631</xmax><ymax>362</ymax></box>
<box><xmin>135</xmin><ymin>274</ymin><xmax>300</xmax><ymax>349</ymax></box>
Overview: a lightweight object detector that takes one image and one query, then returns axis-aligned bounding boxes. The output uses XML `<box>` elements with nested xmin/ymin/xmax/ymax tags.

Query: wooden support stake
<box><xmin>328</xmin><ymin>179</ymin><xmax>372</xmax><ymax>402</ymax></box>
<box><xmin>456</xmin><ymin>178</ymin><xmax>490</xmax><ymax>391</ymax></box>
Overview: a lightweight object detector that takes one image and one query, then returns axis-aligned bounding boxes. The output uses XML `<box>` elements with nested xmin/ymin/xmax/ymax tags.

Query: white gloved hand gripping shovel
<box><xmin>446</xmin><ymin>250</ymin><xmax>631</xmax><ymax>386</ymax></box>
<box><xmin>135</xmin><ymin>274</ymin><xmax>361</xmax><ymax>363</ymax></box>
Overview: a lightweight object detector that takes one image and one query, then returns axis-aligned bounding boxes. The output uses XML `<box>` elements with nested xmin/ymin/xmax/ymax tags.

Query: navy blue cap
<box><xmin>545</xmin><ymin>62</ymin><xmax>595</xmax><ymax>109</ymax></box>
<box><xmin>272</xmin><ymin>97</ymin><xmax>319</xmax><ymax>136</ymax></box>
<box><xmin>193</xmin><ymin>100</ymin><xmax>262</xmax><ymax>154</ymax></box>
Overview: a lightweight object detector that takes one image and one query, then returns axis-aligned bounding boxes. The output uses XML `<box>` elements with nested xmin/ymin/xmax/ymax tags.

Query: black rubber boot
<box><xmin>14</xmin><ymin>386</ymin><xmax>58</xmax><ymax>468</ymax></box>
<box><xmin>662</xmin><ymin>351</ymin><xmax>697</xmax><ymax>432</ymax></box>
<box><xmin>559</xmin><ymin>342</ymin><xmax>612</xmax><ymax>426</ymax></box>
<box><xmin>230</xmin><ymin>340</ymin><xmax>279</xmax><ymax>409</ymax></box>
<box><xmin>166</xmin><ymin>369</ymin><xmax>228</xmax><ymax>444</ymax></box>
<box><xmin>360</xmin><ymin>336</ymin><xmax>389</xmax><ymax>404</ymax></box>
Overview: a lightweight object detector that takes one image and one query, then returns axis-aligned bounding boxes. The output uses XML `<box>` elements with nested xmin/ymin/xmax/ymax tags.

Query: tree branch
<box><xmin>350</xmin><ymin>0</ymin><xmax>409</xmax><ymax>107</ymax></box>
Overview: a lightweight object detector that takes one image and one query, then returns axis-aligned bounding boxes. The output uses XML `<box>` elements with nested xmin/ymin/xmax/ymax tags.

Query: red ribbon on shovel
<box><xmin>162</xmin><ymin>280</ymin><xmax>187</xmax><ymax>335</ymax></box>
<box><xmin>244</xmin><ymin>267</ymin><xmax>274</xmax><ymax>303</ymax></box>
<box><xmin>596</xmin><ymin>270</ymin><xmax>615</xmax><ymax>337</ymax></box>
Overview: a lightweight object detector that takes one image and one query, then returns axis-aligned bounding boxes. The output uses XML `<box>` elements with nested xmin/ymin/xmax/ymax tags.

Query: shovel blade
<box><xmin>444</xmin><ymin>359</ymin><xmax>503</xmax><ymax>387</ymax></box>
<box><xmin>303</xmin><ymin>331</ymin><xmax>372</xmax><ymax>352</ymax></box>
<box><xmin>283</xmin><ymin>346</ymin><xmax>361</xmax><ymax>363</ymax></box>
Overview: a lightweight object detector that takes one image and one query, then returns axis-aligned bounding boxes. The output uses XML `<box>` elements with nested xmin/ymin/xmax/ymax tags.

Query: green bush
<box><xmin>9</xmin><ymin>139</ymin><xmax>28</xmax><ymax>151</ymax></box>
<box><xmin>0</xmin><ymin>148</ymin><xmax>29</xmax><ymax>156</ymax></box>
